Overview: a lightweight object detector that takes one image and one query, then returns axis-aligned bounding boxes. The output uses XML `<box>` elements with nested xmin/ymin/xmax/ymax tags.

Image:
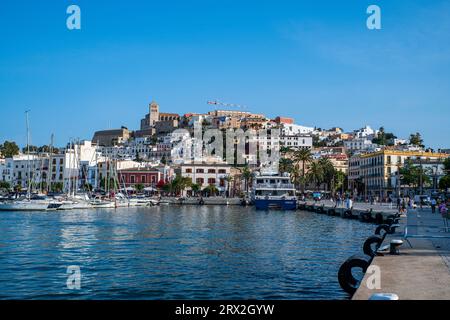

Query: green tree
<box><xmin>293</xmin><ymin>148</ymin><xmax>313</xmax><ymax>192</ymax></box>
<box><xmin>440</xmin><ymin>158</ymin><xmax>450</xmax><ymax>191</ymax></box>
<box><xmin>307</xmin><ymin>161</ymin><xmax>324</xmax><ymax>191</ymax></box>
<box><xmin>0</xmin><ymin>141</ymin><xmax>20</xmax><ymax>158</ymax></box>
<box><xmin>439</xmin><ymin>175</ymin><xmax>450</xmax><ymax>191</ymax></box>
<box><xmin>224</xmin><ymin>175</ymin><xmax>234</xmax><ymax>197</ymax></box>
<box><xmin>135</xmin><ymin>183</ymin><xmax>145</xmax><ymax>193</ymax></box>
<box><xmin>100</xmin><ymin>178</ymin><xmax>118</xmax><ymax>191</ymax></box>
<box><xmin>312</xmin><ymin>136</ymin><xmax>326</xmax><ymax>148</ymax></box>
<box><xmin>51</xmin><ymin>182</ymin><xmax>63</xmax><ymax>193</ymax></box>
<box><xmin>203</xmin><ymin>184</ymin><xmax>219</xmax><ymax>196</ymax></box>
<box><xmin>372</xmin><ymin>127</ymin><xmax>397</xmax><ymax>146</ymax></box>
<box><xmin>168</xmin><ymin>176</ymin><xmax>192</xmax><ymax>195</ymax></box>
<box><xmin>241</xmin><ymin>166</ymin><xmax>253</xmax><ymax>194</ymax></box>
<box><xmin>409</xmin><ymin>132</ymin><xmax>425</xmax><ymax>148</ymax></box>
<box><xmin>318</xmin><ymin>157</ymin><xmax>335</xmax><ymax>192</ymax></box>
<box><xmin>191</xmin><ymin>183</ymin><xmax>201</xmax><ymax>196</ymax></box>
<box><xmin>400</xmin><ymin>160</ymin><xmax>431</xmax><ymax>191</ymax></box>
<box><xmin>22</xmin><ymin>145</ymin><xmax>38</xmax><ymax>153</ymax></box>
<box><xmin>443</xmin><ymin>158</ymin><xmax>450</xmax><ymax>172</ymax></box>
<box><xmin>290</xmin><ymin>165</ymin><xmax>302</xmax><ymax>191</ymax></box>
<box><xmin>333</xmin><ymin>170</ymin><xmax>347</xmax><ymax>195</ymax></box>
<box><xmin>279</xmin><ymin>158</ymin><xmax>293</xmax><ymax>174</ymax></box>
<box><xmin>0</xmin><ymin>181</ymin><xmax>11</xmax><ymax>191</ymax></box>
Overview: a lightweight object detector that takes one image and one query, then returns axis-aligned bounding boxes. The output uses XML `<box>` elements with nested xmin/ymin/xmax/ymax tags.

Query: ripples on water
<box><xmin>0</xmin><ymin>206</ymin><xmax>375</xmax><ymax>300</ymax></box>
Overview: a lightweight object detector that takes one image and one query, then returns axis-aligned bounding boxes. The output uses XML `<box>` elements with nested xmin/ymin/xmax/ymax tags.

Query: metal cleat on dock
<box><xmin>389</xmin><ymin>239</ymin><xmax>404</xmax><ymax>255</ymax></box>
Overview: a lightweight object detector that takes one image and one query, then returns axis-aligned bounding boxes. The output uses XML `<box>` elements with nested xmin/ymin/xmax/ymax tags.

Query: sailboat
<box><xmin>0</xmin><ymin>111</ymin><xmax>62</xmax><ymax>211</ymax></box>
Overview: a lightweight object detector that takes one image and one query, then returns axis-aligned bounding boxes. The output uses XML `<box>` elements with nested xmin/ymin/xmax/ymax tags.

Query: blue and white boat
<box><xmin>252</xmin><ymin>172</ymin><xmax>297</xmax><ymax>210</ymax></box>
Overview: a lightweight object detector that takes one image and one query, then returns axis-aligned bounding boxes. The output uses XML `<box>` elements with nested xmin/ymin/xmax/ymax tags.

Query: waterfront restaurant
<box><xmin>118</xmin><ymin>167</ymin><xmax>164</xmax><ymax>188</ymax></box>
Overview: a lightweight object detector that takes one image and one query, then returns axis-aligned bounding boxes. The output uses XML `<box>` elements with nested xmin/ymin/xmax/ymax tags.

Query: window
<box><xmin>141</xmin><ymin>175</ymin><xmax>146</xmax><ymax>183</ymax></box>
<box><xmin>185</xmin><ymin>168</ymin><xmax>192</xmax><ymax>173</ymax></box>
<box><xmin>218</xmin><ymin>169</ymin><xmax>226</xmax><ymax>174</ymax></box>
<box><xmin>130</xmin><ymin>175</ymin><xmax>135</xmax><ymax>183</ymax></box>
<box><xmin>208</xmin><ymin>178</ymin><xmax>216</xmax><ymax>184</ymax></box>
<box><xmin>208</xmin><ymin>169</ymin><xmax>216</xmax><ymax>173</ymax></box>
<box><xmin>196</xmin><ymin>178</ymin><xmax>204</xmax><ymax>185</ymax></box>
<box><xmin>196</xmin><ymin>168</ymin><xmax>204</xmax><ymax>173</ymax></box>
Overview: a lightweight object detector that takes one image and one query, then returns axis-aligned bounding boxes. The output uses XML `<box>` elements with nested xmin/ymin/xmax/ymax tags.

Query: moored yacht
<box><xmin>251</xmin><ymin>172</ymin><xmax>297</xmax><ymax>210</ymax></box>
<box><xmin>0</xmin><ymin>195</ymin><xmax>63</xmax><ymax>211</ymax></box>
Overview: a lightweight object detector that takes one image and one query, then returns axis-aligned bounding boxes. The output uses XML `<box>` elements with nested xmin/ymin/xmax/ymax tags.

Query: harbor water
<box><xmin>0</xmin><ymin>206</ymin><xmax>375</xmax><ymax>299</ymax></box>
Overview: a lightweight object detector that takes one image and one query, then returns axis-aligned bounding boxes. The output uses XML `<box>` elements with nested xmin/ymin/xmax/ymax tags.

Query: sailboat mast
<box><xmin>47</xmin><ymin>134</ymin><xmax>54</xmax><ymax>193</ymax></box>
<box><xmin>25</xmin><ymin>110</ymin><xmax>31</xmax><ymax>199</ymax></box>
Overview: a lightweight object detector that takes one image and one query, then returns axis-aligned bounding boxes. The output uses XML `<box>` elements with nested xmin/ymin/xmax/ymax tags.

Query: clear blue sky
<box><xmin>0</xmin><ymin>0</ymin><xmax>449</xmax><ymax>149</ymax></box>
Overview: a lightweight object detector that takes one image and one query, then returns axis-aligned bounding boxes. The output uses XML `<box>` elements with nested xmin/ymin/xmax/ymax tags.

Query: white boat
<box><xmin>90</xmin><ymin>197</ymin><xmax>116</xmax><ymax>208</ymax></box>
<box><xmin>0</xmin><ymin>112</ymin><xmax>63</xmax><ymax>212</ymax></box>
<box><xmin>56</xmin><ymin>193</ymin><xmax>93</xmax><ymax>210</ymax></box>
<box><xmin>0</xmin><ymin>197</ymin><xmax>63</xmax><ymax>211</ymax></box>
<box><xmin>252</xmin><ymin>172</ymin><xmax>297</xmax><ymax>210</ymax></box>
<box><xmin>128</xmin><ymin>197</ymin><xmax>158</xmax><ymax>207</ymax></box>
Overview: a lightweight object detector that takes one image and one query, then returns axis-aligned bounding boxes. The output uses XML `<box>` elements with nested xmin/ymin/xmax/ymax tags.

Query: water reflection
<box><xmin>0</xmin><ymin>206</ymin><xmax>374</xmax><ymax>299</ymax></box>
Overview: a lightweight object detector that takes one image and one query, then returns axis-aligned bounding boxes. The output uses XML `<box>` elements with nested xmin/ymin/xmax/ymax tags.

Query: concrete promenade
<box><xmin>353</xmin><ymin>207</ymin><xmax>450</xmax><ymax>300</ymax></box>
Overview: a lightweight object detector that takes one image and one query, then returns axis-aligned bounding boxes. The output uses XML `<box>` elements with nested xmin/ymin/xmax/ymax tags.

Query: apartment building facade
<box><xmin>348</xmin><ymin>150</ymin><xmax>449</xmax><ymax>198</ymax></box>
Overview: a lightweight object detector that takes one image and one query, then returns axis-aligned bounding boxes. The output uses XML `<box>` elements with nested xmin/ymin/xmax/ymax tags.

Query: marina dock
<box><xmin>352</xmin><ymin>207</ymin><xmax>450</xmax><ymax>300</ymax></box>
<box><xmin>297</xmin><ymin>200</ymin><xmax>398</xmax><ymax>223</ymax></box>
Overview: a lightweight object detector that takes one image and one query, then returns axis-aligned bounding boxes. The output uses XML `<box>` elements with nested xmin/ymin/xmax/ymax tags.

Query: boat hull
<box><xmin>254</xmin><ymin>199</ymin><xmax>297</xmax><ymax>210</ymax></box>
<box><xmin>0</xmin><ymin>201</ymin><xmax>62</xmax><ymax>211</ymax></box>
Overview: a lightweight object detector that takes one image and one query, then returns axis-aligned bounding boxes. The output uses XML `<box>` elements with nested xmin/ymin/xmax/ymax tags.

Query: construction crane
<box><xmin>207</xmin><ymin>100</ymin><xmax>248</xmax><ymax>111</ymax></box>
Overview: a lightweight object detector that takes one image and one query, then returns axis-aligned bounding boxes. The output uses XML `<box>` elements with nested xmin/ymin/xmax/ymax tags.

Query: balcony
<box><xmin>254</xmin><ymin>183</ymin><xmax>295</xmax><ymax>189</ymax></box>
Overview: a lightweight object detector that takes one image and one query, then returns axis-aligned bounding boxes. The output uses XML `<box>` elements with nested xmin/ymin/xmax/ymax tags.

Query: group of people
<box><xmin>431</xmin><ymin>198</ymin><xmax>449</xmax><ymax>217</ymax></box>
<box><xmin>395</xmin><ymin>196</ymin><xmax>449</xmax><ymax>217</ymax></box>
<box><xmin>332</xmin><ymin>194</ymin><xmax>353</xmax><ymax>209</ymax></box>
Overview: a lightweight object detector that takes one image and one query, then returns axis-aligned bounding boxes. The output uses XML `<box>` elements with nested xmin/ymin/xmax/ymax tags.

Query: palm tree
<box><xmin>333</xmin><ymin>170</ymin><xmax>346</xmax><ymax>195</ymax></box>
<box><xmin>279</xmin><ymin>158</ymin><xmax>293</xmax><ymax>174</ymax></box>
<box><xmin>203</xmin><ymin>184</ymin><xmax>219</xmax><ymax>197</ymax></box>
<box><xmin>293</xmin><ymin>148</ymin><xmax>313</xmax><ymax>192</ymax></box>
<box><xmin>241</xmin><ymin>166</ymin><xmax>253</xmax><ymax>194</ymax></box>
<box><xmin>318</xmin><ymin>157</ymin><xmax>335</xmax><ymax>192</ymax></box>
<box><xmin>307</xmin><ymin>161</ymin><xmax>324</xmax><ymax>191</ymax></box>
<box><xmin>290</xmin><ymin>165</ymin><xmax>302</xmax><ymax>191</ymax></box>
<box><xmin>224</xmin><ymin>175</ymin><xmax>234</xmax><ymax>197</ymax></box>
<box><xmin>171</xmin><ymin>176</ymin><xmax>192</xmax><ymax>196</ymax></box>
<box><xmin>280</xmin><ymin>146</ymin><xmax>292</xmax><ymax>156</ymax></box>
<box><xmin>191</xmin><ymin>183</ymin><xmax>201</xmax><ymax>197</ymax></box>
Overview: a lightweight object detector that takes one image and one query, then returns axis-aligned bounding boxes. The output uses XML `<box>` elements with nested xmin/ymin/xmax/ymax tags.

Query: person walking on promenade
<box><xmin>431</xmin><ymin>198</ymin><xmax>437</xmax><ymax>213</ymax></box>
<box><xmin>397</xmin><ymin>197</ymin><xmax>401</xmax><ymax>210</ymax></box>
<box><xmin>400</xmin><ymin>199</ymin><xmax>407</xmax><ymax>215</ymax></box>
<box><xmin>439</xmin><ymin>202</ymin><xmax>448</xmax><ymax>218</ymax></box>
<box><xmin>347</xmin><ymin>197</ymin><xmax>353</xmax><ymax>210</ymax></box>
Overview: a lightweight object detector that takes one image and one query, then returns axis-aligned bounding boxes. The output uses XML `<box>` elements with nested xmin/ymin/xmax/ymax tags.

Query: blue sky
<box><xmin>0</xmin><ymin>0</ymin><xmax>449</xmax><ymax>148</ymax></box>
